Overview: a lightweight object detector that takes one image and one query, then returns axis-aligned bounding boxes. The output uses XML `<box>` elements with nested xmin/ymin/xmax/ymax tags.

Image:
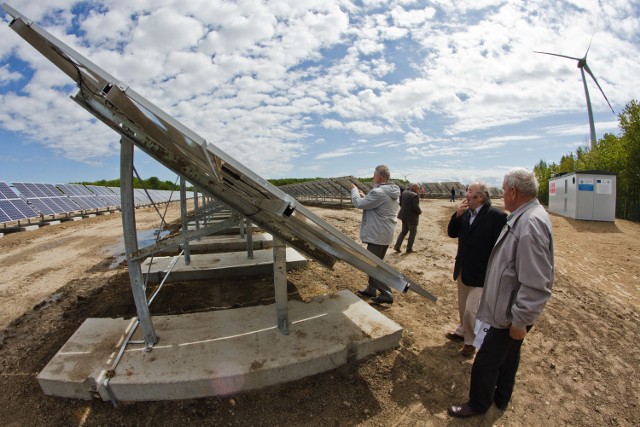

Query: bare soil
<box><xmin>0</xmin><ymin>199</ymin><xmax>638</xmax><ymax>426</ymax></box>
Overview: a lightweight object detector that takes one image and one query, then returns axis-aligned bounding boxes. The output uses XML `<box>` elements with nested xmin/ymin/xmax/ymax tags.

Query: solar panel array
<box><xmin>280</xmin><ymin>179</ymin><xmax>502</xmax><ymax>203</ymax></box>
<box><xmin>1</xmin><ymin>182</ymin><xmax>189</xmax><ymax>226</ymax></box>
<box><xmin>419</xmin><ymin>182</ymin><xmax>502</xmax><ymax>198</ymax></box>
<box><xmin>12</xmin><ymin>182</ymin><xmax>81</xmax><ymax>216</ymax></box>
<box><xmin>279</xmin><ymin>176</ymin><xmax>365</xmax><ymax>203</ymax></box>
<box><xmin>57</xmin><ymin>183</ymin><xmax>109</xmax><ymax>210</ymax></box>
<box><xmin>86</xmin><ymin>185</ymin><xmax>121</xmax><ymax>207</ymax></box>
<box><xmin>0</xmin><ymin>181</ymin><xmax>40</xmax><ymax>223</ymax></box>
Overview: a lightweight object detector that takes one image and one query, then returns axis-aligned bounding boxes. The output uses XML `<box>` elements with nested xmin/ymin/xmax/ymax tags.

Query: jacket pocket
<box><xmin>493</xmin><ymin>261</ymin><xmax>517</xmax><ymax>326</ymax></box>
<box><xmin>506</xmin><ymin>289</ymin><xmax>516</xmax><ymax>317</ymax></box>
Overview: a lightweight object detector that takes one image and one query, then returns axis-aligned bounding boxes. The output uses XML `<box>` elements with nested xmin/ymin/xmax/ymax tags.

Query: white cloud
<box><xmin>316</xmin><ymin>146</ymin><xmax>358</xmax><ymax>159</ymax></box>
<box><xmin>0</xmin><ymin>0</ymin><xmax>638</xmax><ymax>184</ymax></box>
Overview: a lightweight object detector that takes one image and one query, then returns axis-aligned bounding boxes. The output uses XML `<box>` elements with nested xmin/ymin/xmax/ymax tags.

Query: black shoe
<box><xmin>494</xmin><ymin>399</ymin><xmax>509</xmax><ymax>411</ymax></box>
<box><xmin>406</xmin><ymin>249</ymin><xmax>414</xmax><ymax>253</ymax></box>
<box><xmin>459</xmin><ymin>344</ymin><xmax>476</xmax><ymax>357</ymax></box>
<box><xmin>445</xmin><ymin>332</ymin><xmax>464</xmax><ymax>342</ymax></box>
<box><xmin>371</xmin><ymin>296</ymin><xmax>393</xmax><ymax>305</ymax></box>
<box><xmin>448</xmin><ymin>403</ymin><xmax>484</xmax><ymax>418</ymax></box>
<box><xmin>355</xmin><ymin>289</ymin><xmax>376</xmax><ymax>299</ymax></box>
<box><xmin>393</xmin><ymin>246</ymin><xmax>401</xmax><ymax>253</ymax></box>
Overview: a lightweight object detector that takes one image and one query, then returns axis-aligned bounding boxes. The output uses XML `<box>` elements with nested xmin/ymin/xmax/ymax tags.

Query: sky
<box><xmin>0</xmin><ymin>1</ymin><xmax>639</xmax><ymax>187</ymax></box>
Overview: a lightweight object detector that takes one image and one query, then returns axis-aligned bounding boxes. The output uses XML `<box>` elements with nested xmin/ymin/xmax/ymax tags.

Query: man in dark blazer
<box><xmin>446</xmin><ymin>182</ymin><xmax>507</xmax><ymax>357</ymax></box>
<box><xmin>393</xmin><ymin>183</ymin><xmax>422</xmax><ymax>253</ymax></box>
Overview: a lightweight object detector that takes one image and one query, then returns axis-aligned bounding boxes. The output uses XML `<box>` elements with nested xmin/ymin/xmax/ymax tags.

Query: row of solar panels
<box><xmin>0</xmin><ymin>181</ymin><xmax>182</xmax><ymax>225</ymax></box>
<box><xmin>278</xmin><ymin>177</ymin><xmax>502</xmax><ymax>200</ymax></box>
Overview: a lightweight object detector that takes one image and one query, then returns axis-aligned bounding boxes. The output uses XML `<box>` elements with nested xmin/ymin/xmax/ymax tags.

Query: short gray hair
<box><xmin>503</xmin><ymin>167</ymin><xmax>538</xmax><ymax>197</ymax></box>
<box><xmin>477</xmin><ymin>182</ymin><xmax>492</xmax><ymax>206</ymax></box>
<box><xmin>375</xmin><ymin>165</ymin><xmax>390</xmax><ymax>180</ymax></box>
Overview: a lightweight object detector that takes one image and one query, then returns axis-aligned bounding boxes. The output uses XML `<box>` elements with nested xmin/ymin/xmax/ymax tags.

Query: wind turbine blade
<box><xmin>583</xmin><ymin>64</ymin><xmax>615</xmax><ymax>114</ymax></box>
<box><xmin>534</xmin><ymin>51</ymin><xmax>581</xmax><ymax>61</ymax></box>
<box><xmin>584</xmin><ymin>33</ymin><xmax>595</xmax><ymax>57</ymax></box>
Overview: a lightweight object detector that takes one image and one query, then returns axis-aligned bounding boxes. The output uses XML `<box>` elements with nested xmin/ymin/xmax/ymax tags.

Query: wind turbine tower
<box><xmin>535</xmin><ymin>40</ymin><xmax>615</xmax><ymax>149</ymax></box>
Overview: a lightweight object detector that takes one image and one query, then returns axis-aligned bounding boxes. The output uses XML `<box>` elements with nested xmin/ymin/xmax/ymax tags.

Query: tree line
<box><xmin>78</xmin><ymin>177</ymin><xmax>185</xmax><ymax>191</ymax></box>
<box><xmin>533</xmin><ymin>99</ymin><xmax>640</xmax><ymax>220</ymax></box>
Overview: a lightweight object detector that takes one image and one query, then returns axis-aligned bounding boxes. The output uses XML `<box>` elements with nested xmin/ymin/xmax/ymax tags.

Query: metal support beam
<box><xmin>246</xmin><ymin>218</ymin><xmax>254</xmax><ymax>259</ymax></box>
<box><xmin>193</xmin><ymin>186</ymin><xmax>200</xmax><ymax>239</ymax></box>
<box><xmin>180</xmin><ymin>177</ymin><xmax>190</xmax><ymax>265</ymax></box>
<box><xmin>128</xmin><ymin>215</ymin><xmax>239</xmax><ymax>261</ymax></box>
<box><xmin>239</xmin><ymin>217</ymin><xmax>245</xmax><ymax>239</ymax></box>
<box><xmin>120</xmin><ymin>137</ymin><xmax>157</xmax><ymax>348</ymax></box>
<box><xmin>273</xmin><ymin>237</ymin><xmax>289</xmax><ymax>335</ymax></box>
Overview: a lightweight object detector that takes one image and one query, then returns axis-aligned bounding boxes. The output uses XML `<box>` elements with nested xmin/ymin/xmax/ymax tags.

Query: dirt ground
<box><xmin>0</xmin><ymin>198</ymin><xmax>638</xmax><ymax>426</ymax></box>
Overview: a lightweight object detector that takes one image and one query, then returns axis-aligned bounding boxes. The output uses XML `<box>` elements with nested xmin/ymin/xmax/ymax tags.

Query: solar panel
<box><xmin>36</xmin><ymin>183</ymin><xmax>56</xmax><ymax>197</ymax></box>
<box><xmin>57</xmin><ymin>183</ymin><xmax>108</xmax><ymax>210</ymax></box>
<box><xmin>3</xmin><ymin>7</ymin><xmax>436</xmax><ymax>301</ymax></box>
<box><xmin>12</xmin><ymin>183</ymin><xmax>35</xmax><ymax>198</ymax></box>
<box><xmin>0</xmin><ymin>182</ymin><xmax>19</xmax><ymax>199</ymax></box>
<box><xmin>85</xmin><ymin>185</ymin><xmax>121</xmax><ymax>207</ymax></box>
<box><xmin>13</xmin><ymin>182</ymin><xmax>81</xmax><ymax>216</ymax></box>
<box><xmin>0</xmin><ymin>208</ymin><xmax>10</xmax><ymax>223</ymax></box>
<box><xmin>27</xmin><ymin>183</ymin><xmax>47</xmax><ymax>197</ymax></box>
<box><xmin>0</xmin><ymin>182</ymin><xmax>40</xmax><ymax>222</ymax></box>
<box><xmin>27</xmin><ymin>198</ymin><xmax>57</xmax><ymax>216</ymax></box>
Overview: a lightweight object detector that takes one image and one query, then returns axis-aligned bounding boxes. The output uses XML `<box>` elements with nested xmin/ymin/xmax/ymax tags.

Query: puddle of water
<box><xmin>108</xmin><ymin>228</ymin><xmax>170</xmax><ymax>269</ymax></box>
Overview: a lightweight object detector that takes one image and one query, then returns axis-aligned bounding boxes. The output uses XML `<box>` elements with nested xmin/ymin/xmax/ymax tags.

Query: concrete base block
<box><xmin>186</xmin><ymin>223</ymin><xmax>261</xmax><ymax>234</ymax></box>
<box><xmin>19</xmin><ymin>224</ymin><xmax>39</xmax><ymax>232</ymax></box>
<box><xmin>83</xmin><ymin>214</ymin><xmax>97</xmax><ymax>218</ymax></box>
<box><xmin>42</xmin><ymin>220</ymin><xmax>61</xmax><ymax>226</ymax></box>
<box><xmin>37</xmin><ymin>290</ymin><xmax>402</xmax><ymax>401</ymax></box>
<box><xmin>69</xmin><ymin>217</ymin><xmax>83</xmax><ymax>221</ymax></box>
<box><xmin>141</xmin><ymin>248</ymin><xmax>307</xmax><ymax>283</ymax></box>
<box><xmin>158</xmin><ymin>233</ymin><xmax>274</xmax><ymax>254</ymax></box>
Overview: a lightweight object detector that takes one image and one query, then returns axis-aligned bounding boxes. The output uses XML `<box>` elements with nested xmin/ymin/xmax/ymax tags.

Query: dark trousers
<box><xmin>394</xmin><ymin>221</ymin><xmax>417</xmax><ymax>251</ymax></box>
<box><xmin>365</xmin><ymin>243</ymin><xmax>393</xmax><ymax>299</ymax></box>
<box><xmin>468</xmin><ymin>326</ymin><xmax>531</xmax><ymax>412</ymax></box>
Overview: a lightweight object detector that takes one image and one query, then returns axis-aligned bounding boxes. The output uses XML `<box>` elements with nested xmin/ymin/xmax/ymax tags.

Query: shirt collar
<box><xmin>506</xmin><ymin>198</ymin><xmax>538</xmax><ymax>223</ymax></box>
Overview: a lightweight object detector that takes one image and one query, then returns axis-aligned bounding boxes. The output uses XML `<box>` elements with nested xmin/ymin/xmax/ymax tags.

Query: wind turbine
<box><xmin>535</xmin><ymin>39</ymin><xmax>615</xmax><ymax>148</ymax></box>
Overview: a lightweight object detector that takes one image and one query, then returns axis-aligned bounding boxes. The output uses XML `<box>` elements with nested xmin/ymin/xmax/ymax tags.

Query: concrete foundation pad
<box><xmin>19</xmin><ymin>224</ymin><xmax>39</xmax><ymax>231</ymax></box>
<box><xmin>142</xmin><ymin>247</ymin><xmax>307</xmax><ymax>283</ymax></box>
<box><xmin>69</xmin><ymin>217</ymin><xmax>83</xmax><ymax>221</ymax></box>
<box><xmin>158</xmin><ymin>233</ymin><xmax>274</xmax><ymax>254</ymax></box>
<box><xmin>37</xmin><ymin>290</ymin><xmax>402</xmax><ymax>401</ymax></box>
<box><xmin>42</xmin><ymin>220</ymin><xmax>61</xmax><ymax>226</ymax></box>
<box><xmin>186</xmin><ymin>223</ymin><xmax>261</xmax><ymax>234</ymax></box>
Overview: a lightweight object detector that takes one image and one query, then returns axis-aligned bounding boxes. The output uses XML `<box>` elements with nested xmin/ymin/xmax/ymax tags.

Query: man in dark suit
<box><xmin>393</xmin><ymin>183</ymin><xmax>422</xmax><ymax>253</ymax></box>
<box><xmin>446</xmin><ymin>182</ymin><xmax>507</xmax><ymax>357</ymax></box>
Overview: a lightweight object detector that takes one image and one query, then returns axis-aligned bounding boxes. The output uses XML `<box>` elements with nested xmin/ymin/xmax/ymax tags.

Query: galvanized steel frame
<box><xmin>3</xmin><ymin>7</ymin><xmax>437</xmax><ymax>326</ymax></box>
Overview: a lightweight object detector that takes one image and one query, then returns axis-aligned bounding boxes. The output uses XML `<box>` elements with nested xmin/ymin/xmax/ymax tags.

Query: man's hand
<box><xmin>456</xmin><ymin>199</ymin><xmax>469</xmax><ymax>217</ymax></box>
<box><xmin>509</xmin><ymin>324</ymin><xmax>528</xmax><ymax>340</ymax></box>
<box><xmin>351</xmin><ymin>184</ymin><xmax>364</xmax><ymax>198</ymax></box>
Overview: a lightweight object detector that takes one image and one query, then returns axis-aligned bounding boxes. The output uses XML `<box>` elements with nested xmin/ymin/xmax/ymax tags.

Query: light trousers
<box><xmin>454</xmin><ymin>273</ymin><xmax>483</xmax><ymax>346</ymax></box>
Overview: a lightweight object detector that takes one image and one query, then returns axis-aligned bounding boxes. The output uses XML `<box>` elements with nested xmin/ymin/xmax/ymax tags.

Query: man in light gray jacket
<box><xmin>350</xmin><ymin>165</ymin><xmax>400</xmax><ymax>304</ymax></box>
<box><xmin>449</xmin><ymin>167</ymin><xmax>554</xmax><ymax>418</ymax></box>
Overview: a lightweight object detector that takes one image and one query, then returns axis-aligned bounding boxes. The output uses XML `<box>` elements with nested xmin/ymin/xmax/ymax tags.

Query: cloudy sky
<box><xmin>1</xmin><ymin>0</ymin><xmax>639</xmax><ymax>187</ymax></box>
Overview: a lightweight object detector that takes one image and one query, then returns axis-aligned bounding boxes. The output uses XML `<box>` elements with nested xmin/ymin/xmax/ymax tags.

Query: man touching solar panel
<box><xmin>350</xmin><ymin>165</ymin><xmax>401</xmax><ymax>305</ymax></box>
